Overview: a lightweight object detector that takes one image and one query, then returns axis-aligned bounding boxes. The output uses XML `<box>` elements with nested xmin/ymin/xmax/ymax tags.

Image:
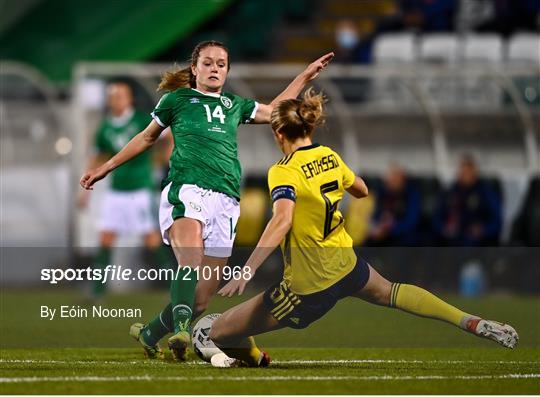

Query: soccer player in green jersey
<box><xmin>79</xmin><ymin>81</ymin><xmax>172</xmax><ymax>300</ymax></box>
<box><xmin>80</xmin><ymin>41</ymin><xmax>334</xmax><ymax>360</ymax></box>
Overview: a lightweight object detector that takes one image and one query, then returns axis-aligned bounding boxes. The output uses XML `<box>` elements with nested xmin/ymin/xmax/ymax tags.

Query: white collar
<box><xmin>191</xmin><ymin>88</ymin><xmax>221</xmax><ymax>98</ymax></box>
<box><xmin>110</xmin><ymin>108</ymin><xmax>134</xmax><ymax>127</ymax></box>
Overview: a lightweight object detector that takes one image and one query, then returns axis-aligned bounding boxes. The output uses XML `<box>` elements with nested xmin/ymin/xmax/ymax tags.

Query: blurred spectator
<box><xmin>456</xmin><ymin>0</ymin><xmax>498</xmax><ymax>32</ymax></box>
<box><xmin>381</xmin><ymin>0</ymin><xmax>458</xmax><ymax>33</ymax></box>
<box><xmin>334</xmin><ymin>19</ymin><xmax>374</xmax><ymax>64</ymax></box>
<box><xmin>433</xmin><ymin>155</ymin><xmax>502</xmax><ymax>246</ymax></box>
<box><xmin>473</xmin><ymin>0</ymin><xmax>540</xmax><ymax>36</ymax></box>
<box><xmin>457</xmin><ymin>0</ymin><xmax>540</xmax><ymax>35</ymax></box>
<box><xmin>367</xmin><ymin>166</ymin><xmax>421</xmax><ymax>246</ymax></box>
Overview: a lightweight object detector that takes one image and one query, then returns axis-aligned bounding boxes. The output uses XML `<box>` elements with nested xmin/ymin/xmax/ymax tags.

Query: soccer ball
<box><xmin>191</xmin><ymin>313</ymin><xmax>223</xmax><ymax>362</ymax></box>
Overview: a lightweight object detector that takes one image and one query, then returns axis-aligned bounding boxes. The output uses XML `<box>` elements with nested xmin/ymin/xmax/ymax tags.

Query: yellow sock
<box><xmin>391</xmin><ymin>283</ymin><xmax>469</xmax><ymax>328</ymax></box>
<box><xmin>219</xmin><ymin>336</ymin><xmax>262</xmax><ymax>367</ymax></box>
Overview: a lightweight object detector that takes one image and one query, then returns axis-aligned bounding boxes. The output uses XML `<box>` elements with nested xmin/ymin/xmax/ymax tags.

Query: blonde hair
<box><xmin>157</xmin><ymin>41</ymin><xmax>230</xmax><ymax>92</ymax></box>
<box><xmin>270</xmin><ymin>88</ymin><xmax>325</xmax><ymax>140</ymax></box>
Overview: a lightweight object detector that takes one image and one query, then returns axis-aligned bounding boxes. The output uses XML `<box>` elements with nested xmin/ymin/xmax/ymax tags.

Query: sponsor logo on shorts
<box><xmin>189</xmin><ymin>202</ymin><xmax>202</xmax><ymax>212</ymax></box>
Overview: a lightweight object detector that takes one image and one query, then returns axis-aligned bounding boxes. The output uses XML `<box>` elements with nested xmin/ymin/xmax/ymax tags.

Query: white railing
<box><xmin>72</xmin><ymin>62</ymin><xmax>539</xmax><ymax>178</ymax></box>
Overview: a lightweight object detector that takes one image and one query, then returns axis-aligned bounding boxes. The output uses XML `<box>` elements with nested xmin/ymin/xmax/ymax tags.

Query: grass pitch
<box><xmin>1</xmin><ymin>290</ymin><xmax>539</xmax><ymax>394</ymax></box>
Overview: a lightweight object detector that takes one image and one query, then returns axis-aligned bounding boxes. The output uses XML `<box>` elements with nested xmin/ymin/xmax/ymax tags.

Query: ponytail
<box><xmin>157</xmin><ymin>65</ymin><xmax>194</xmax><ymax>92</ymax></box>
<box><xmin>297</xmin><ymin>88</ymin><xmax>325</xmax><ymax>131</ymax></box>
<box><xmin>270</xmin><ymin>88</ymin><xmax>326</xmax><ymax>140</ymax></box>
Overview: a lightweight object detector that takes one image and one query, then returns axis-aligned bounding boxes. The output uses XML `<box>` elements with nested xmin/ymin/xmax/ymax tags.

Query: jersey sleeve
<box><xmin>268</xmin><ymin>164</ymin><xmax>299</xmax><ymax>203</ymax></box>
<box><xmin>335</xmin><ymin>153</ymin><xmax>356</xmax><ymax>189</ymax></box>
<box><xmin>237</xmin><ymin>95</ymin><xmax>258</xmax><ymax>124</ymax></box>
<box><xmin>151</xmin><ymin>92</ymin><xmax>175</xmax><ymax>128</ymax></box>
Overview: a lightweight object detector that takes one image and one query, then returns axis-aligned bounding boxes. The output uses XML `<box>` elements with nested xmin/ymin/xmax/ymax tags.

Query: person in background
<box><xmin>78</xmin><ymin>81</ymin><xmax>173</xmax><ymax>300</ymax></box>
<box><xmin>433</xmin><ymin>155</ymin><xmax>502</xmax><ymax>246</ymax></box>
<box><xmin>381</xmin><ymin>0</ymin><xmax>458</xmax><ymax>33</ymax></box>
<box><xmin>367</xmin><ymin>165</ymin><xmax>421</xmax><ymax>246</ymax></box>
<box><xmin>334</xmin><ymin>19</ymin><xmax>374</xmax><ymax>64</ymax></box>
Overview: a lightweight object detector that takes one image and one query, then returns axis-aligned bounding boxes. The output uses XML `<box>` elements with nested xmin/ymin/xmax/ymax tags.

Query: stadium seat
<box><xmin>418</xmin><ymin>34</ymin><xmax>461</xmax><ymax>106</ymax></box>
<box><xmin>506</xmin><ymin>33</ymin><xmax>540</xmax><ymax>106</ymax></box>
<box><xmin>372</xmin><ymin>33</ymin><xmax>417</xmax><ymax>107</ymax></box>
<box><xmin>507</xmin><ymin>33</ymin><xmax>540</xmax><ymax>65</ymax></box>
<box><xmin>510</xmin><ymin>176</ymin><xmax>540</xmax><ymax>246</ymax></box>
<box><xmin>419</xmin><ymin>34</ymin><xmax>460</xmax><ymax>65</ymax></box>
<box><xmin>373</xmin><ymin>33</ymin><xmax>417</xmax><ymax>64</ymax></box>
<box><xmin>463</xmin><ymin>34</ymin><xmax>503</xmax><ymax>64</ymax></box>
<box><xmin>462</xmin><ymin>34</ymin><xmax>504</xmax><ymax>107</ymax></box>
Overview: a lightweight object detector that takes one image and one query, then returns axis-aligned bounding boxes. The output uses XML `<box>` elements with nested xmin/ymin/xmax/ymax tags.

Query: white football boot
<box><xmin>466</xmin><ymin>318</ymin><xmax>519</xmax><ymax>349</ymax></box>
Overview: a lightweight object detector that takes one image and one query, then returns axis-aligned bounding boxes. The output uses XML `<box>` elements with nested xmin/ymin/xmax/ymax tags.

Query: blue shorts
<box><xmin>263</xmin><ymin>258</ymin><xmax>371</xmax><ymax>329</ymax></box>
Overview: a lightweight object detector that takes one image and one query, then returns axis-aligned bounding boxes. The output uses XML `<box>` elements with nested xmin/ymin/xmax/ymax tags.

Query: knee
<box><xmin>171</xmin><ymin>244</ymin><xmax>203</xmax><ymax>266</ymax></box>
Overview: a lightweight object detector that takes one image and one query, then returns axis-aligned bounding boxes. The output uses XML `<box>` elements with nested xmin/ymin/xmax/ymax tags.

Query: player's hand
<box><xmin>303</xmin><ymin>52</ymin><xmax>334</xmax><ymax>82</ymax></box>
<box><xmin>218</xmin><ymin>277</ymin><xmax>251</xmax><ymax>297</ymax></box>
<box><xmin>80</xmin><ymin>167</ymin><xmax>108</xmax><ymax>190</ymax></box>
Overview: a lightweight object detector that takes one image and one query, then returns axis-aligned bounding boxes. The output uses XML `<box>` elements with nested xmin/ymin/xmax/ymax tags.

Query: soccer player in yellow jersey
<box><xmin>209</xmin><ymin>89</ymin><xmax>519</xmax><ymax>368</ymax></box>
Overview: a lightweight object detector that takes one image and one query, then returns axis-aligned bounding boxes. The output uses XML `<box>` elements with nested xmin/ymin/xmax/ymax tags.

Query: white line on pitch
<box><xmin>0</xmin><ymin>374</ymin><xmax>539</xmax><ymax>383</ymax></box>
<box><xmin>273</xmin><ymin>359</ymin><xmax>540</xmax><ymax>365</ymax></box>
<box><xmin>1</xmin><ymin>359</ymin><xmax>538</xmax><ymax>366</ymax></box>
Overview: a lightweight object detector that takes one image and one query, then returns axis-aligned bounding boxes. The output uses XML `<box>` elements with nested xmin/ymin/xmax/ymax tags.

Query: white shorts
<box><xmin>98</xmin><ymin>189</ymin><xmax>157</xmax><ymax>235</ymax></box>
<box><xmin>159</xmin><ymin>183</ymin><xmax>240</xmax><ymax>258</ymax></box>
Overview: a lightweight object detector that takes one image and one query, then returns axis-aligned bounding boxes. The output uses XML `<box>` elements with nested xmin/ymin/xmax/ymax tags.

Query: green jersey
<box><xmin>151</xmin><ymin>88</ymin><xmax>257</xmax><ymax>199</ymax></box>
<box><xmin>95</xmin><ymin>109</ymin><xmax>153</xmax><ymax>191</ymax></box>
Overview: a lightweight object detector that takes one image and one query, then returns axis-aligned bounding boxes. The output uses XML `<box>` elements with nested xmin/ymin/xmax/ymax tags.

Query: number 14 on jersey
<box><xmin>203</xmin><ymin>104</ymin><xmax>226</xmax><ymax>124</ymax></box>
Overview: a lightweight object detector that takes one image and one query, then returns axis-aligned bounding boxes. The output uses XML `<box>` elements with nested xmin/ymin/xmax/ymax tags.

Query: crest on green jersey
<box><xmin>220</xmin><ymin>96</ymin><xmax>232</xmax><ymax>109</ymax></box>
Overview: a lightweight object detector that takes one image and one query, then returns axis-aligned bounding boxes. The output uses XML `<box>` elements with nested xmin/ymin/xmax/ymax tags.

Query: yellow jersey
<box><xmin>267</xmin><ymin>143</ymin><xmax>357</xmax><ymax>295</ymax></box>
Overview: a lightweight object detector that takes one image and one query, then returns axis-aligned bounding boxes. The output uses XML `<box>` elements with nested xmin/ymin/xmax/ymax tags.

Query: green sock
<box><xmin>154</xmin><ymin>245</ymin><xmax>174</xmax><ymax>271</ymax></box>
<box><xmin>92</xmin><ymin>247</ymin><xmax>111</xmax><ymax>299</ymax></box>
<box><xmin>141</xmin><ymin>303</ymin><xmax>173</xmax><ymax>346</ymax></box>
<box><xmin>171</xmin><ymin>267</ymin><xmax>197</xmax><ymax>333</ymax></box>
<box><xmin>143</xmin><ymin>246</ymin><xmax>174</xmax><ymax>289</ymax></box>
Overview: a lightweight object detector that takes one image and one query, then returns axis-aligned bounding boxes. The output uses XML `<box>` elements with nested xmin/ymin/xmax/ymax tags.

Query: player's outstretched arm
<box><xmin>218</xmin><ymin>199</ymin><xmax>295</xmax><ymax>297</ymax></box>
<box><xmin>253</xmin><ymin>52</ymin><xmax>334</xmax><ymax>123</ymax></box>
<box><xmin>80</xmin><ymin>120</ymin><xmax>164</xmax><ymax>190</ymax></box>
